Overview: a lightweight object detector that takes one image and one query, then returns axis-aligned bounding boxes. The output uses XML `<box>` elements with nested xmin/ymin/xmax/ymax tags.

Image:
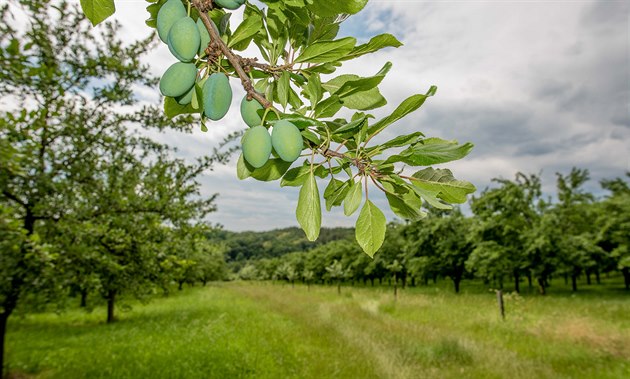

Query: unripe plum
<box><xmin>159</xmin><ymin>62</ymin><xmax>197</xmax><ymax>98</ymax></box>
<box><xmin>272</xmin><ymin>120</ymin><xmax>303</xmax><ymax>163</ymax></box>
<box><xmin>242</xmin><ymin>126</ymin><xmax>272</xmax><ymax>168</ymax></box>
<box><xmin>202</xmin><ymin>73</ymin><xmax>233</xmax><ymax>121</ymax></box>
<box><xmin>156</xmin><ymin>0</ymin><xmax>186</xmax><ymax>43</ymax></box>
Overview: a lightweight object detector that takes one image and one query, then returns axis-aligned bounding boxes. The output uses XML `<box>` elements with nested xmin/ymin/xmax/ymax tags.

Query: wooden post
<box><xmin>496</xmin><ymin>290</ymin><xmax>505</xmax><ymax>320</ymax></box>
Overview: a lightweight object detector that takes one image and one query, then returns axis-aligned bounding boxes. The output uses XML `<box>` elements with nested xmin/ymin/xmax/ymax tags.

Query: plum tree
<box><xmin>81</xmin><ymin>0</ymin><xmax>477</xmax><ymax>257</ymax></box>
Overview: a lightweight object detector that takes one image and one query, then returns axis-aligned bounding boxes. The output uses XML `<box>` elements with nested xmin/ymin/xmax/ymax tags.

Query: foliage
<box><xmin>78</xmin><ymin>0</ymin><xmax>476</xmax><ymax>256</ymax></box>
<box><xmin>0</xmin><ymin>0</ymin><xmax>227</xmax><ymax>344</ymax></box>
<box><xmin>227</xmin><ymin>170</ymin><xmax>630</xmax><ymax>295</ymax></box>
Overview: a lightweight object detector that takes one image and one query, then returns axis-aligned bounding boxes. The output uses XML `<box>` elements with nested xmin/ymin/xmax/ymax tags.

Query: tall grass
<box><xmin>6</xmin><ymin>281</ymin><xmax>629</xmax><ymax>378</ymax></box>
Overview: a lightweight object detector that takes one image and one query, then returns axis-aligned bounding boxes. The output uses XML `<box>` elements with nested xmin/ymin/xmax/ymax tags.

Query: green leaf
<box><xmin>378</xmin><ymin>132</ymin><xmax>425</xmax><ymax>150</ymax></box>
<box><xmin>244</xmin><ymin>158</ymin><xmax>293</xmax><ymax>182</ymax></box>
<box><xmin>307</xmin><ymin>0</ymin><xmax>368</xmax><ymax>17</ymax></box>
<box><xmin>314</xmin><ymin>95</ymin><xmax>343</xmax><ymax>118</ymax></box>
<box><xmin>410</xmin><ymin>185</ymin><xmax>452</xmax><ymax>210</ymax></box>
<box><xmin>343</xmin><ymin>180</ymin><xmax>363</xmax><ymax>216</ymax></box>
<box><xmin>411</xmin><ymin>168</ymin><xmax>476</xmax><ymax>204</ymax></box>
<box><xmin>323</xmin><ymin>74</ymin><xmax>387</xmax><ymax>111</ymax></box>
<box><xmin>296</xmin><ymin>171</ymin><xmax>322</xmax><ymax>241</ymax></box>
<box><xmin>385</xmin><ymin>138</ymin><xmax>474</xmax><ymax>166</ymax></box>
<box><xmin>367</xmin><ymin>87</ymin><xmax>437</xmax><ymax>136</ymax></box>
<box><xmin>229</xmin><ymin>13</ymin><xmax>263</xmax><ymax>50</ymax></box>
<box><xmin>333</xmin><ymin>115</ymin><xmax>369</xmax><ymax>136</ymax></box>
<box><xmin>301</xmin><ymin>129</ymin><xmax>321</xmax><ymax>145</ymax></box>
<box><xmin>324</xmin><ymin>179</ymin><xmax>351</xmax><ymax>211</ymax></box>
<box><xmin>325</xmin><ymin>62</ymin><xmax>391</xmax><ymax>99</ymax></box>
<box><xmin>304</xmin><ymin>73</ymin><xmax>323</xmax><ymax>109</ymax></box>
<box><xmin>295</xmin><ymin>37</ymin><xmax>357</xmax><ymax>64</ymax></box>
<box><xmin>80</xmin><ymin>0</ymin><xmax>116</xmax><ymax>26</ymax></box>
<box><xmin>342</xmin><ymin>34</ymin><xmax>403</xmax><ymax>61</ymax></box>
<box><xmin>277</xmin><ymin>71</ymin><xmax>290</xmax><ymax>109</ymax></box>
<box><xmin>343</xmin><ymin>88</ymin><xmax>387</xmax><ymax>111</ymax></box>
<box><xmin>355</xmin><ymin>200</ymin><xmax>387</xmax><ymax>257</ymax></box>
<box><xmin>164</xmin><ymin>97</ymin><xmax>196</xmax><ymax>118</ymax></box>
<box><xmin>237</xmin><ymin>154</ymin><xmax>252</xmax><ymax>180</ymax></box>
<box><xmin>281</xmin><ymin>163</ymin><xmax>327</xmax><ymax>187</ymax></box>
<box><xmin>382</xmin><ymin>181</ymin><xmax>426</xmax><ymax>220</ymax></box>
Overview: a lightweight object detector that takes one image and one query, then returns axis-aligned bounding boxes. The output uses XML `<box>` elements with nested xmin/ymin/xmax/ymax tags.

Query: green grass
<box><xmin>6</xmin><ymin>282</ymin><xmax>630</xmax><ymax>379</ymax></box>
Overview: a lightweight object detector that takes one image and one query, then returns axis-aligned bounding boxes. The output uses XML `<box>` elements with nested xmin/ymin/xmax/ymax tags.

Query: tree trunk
<box><xmin>107</xmin><ymin>291</ymin><xmax>116</xmax><ymax>323</ymax></box>
<box><xmin>394</xmin><ymin>282</ymin><xmax>398</xmax><ymax>300</ymax></box>
<box><xmin>80</xmin><ymin>290</ymin><xmax>88</xmax><ymax>308</ymax></box>
<box><xmin>178</xmin><ymin>281</ymin><xmax>183</xmax><ymax>291</ymax></box>
<box><xmin>527</xmin><ymin>273</ymin><xmax>532</xmax><ymax>289</ymax></box>
<box><xmin>401</xmin><ymin>273</ymin><xmax>407</xmax><ymax>289</ymax></box>
<box><xmin>595</xmin><ymin>271</ymin><xmax>601</xmax><ymax>285</ymax></box>
<box><xmin>586</xmin><ymin>272</ymin><xmax>592</xmax><ymax>285</ymax></box>
<box><xmin>623</xmin><ymin>268</ymin><xmax>630</xmax><ymax>290</ymax></box>
<box><xmin>1</xmin><ymin>311</ymin><xmax>9</xmax><ymax>378</ymax></box>
<box><xmin>411</xmin><ymin>277</ymin><xmax>416</xmax><ymax>287</ymax></box>
<box><xmin>0</xmin><ymin>211</ymin><xmax>35</xmax><ymax>377</ymax></box>
<box><xmin>513</xmin><ymin>270</ymin><xmax>520</xmax><ymax>293</ymax></box>
<box><xmin>453</xmin><ymin>277</ymin><xmax>461</xmax><ymax>294</ymax></box>
<box><xmin>202</xmin><ymin>279</ymin><xmax>207</xmax><ymax>286</ymax></box>
<box><xmin>571</xmin><ymin>274</ymin><xmax>578</xmax><ymax>292</ymax></box>
<box><xmin>564</xmin><ymin>273</ymin><xmax>568</xmax><ymax>285</ymax></box>
<box><xmin>537</xmin><ymin>277</ymin><xmax>546</xmax><ymax>295</ymax></box>
<box><xmin>370</xmin><ymin>278</ymin><xmax>374</xmax><ymax>286</ymax></box>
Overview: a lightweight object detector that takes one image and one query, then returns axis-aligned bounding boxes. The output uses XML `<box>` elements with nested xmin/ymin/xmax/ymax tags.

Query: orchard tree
<box><xmin>0</xmin><ymin>0</ymin><xmax>222</xmax><ymax>371</ymax></box>
<box><xmin>470</xmin><ymin>173</ymin><xmax>542</xmax><ymax>293</ymax></box>
<box><xmin>597</xmin><ymin>173</ymin><xmax>630</xmax><ymax>290</ymax></box>
<box><xmin>326</xmin><ymin>260</ymin><xmax>347</xmax><ymax>294</ymax></box>
<box><xmin>553</xmin><ymin>168</ymin><xmax>602</xmax><ymax>291</ymax></box>
<box><xmin>522</xmin><ymin>210</ymin><xmax>561</xmax><ymax>294</ymax></box>
<box><xmin>79</xmin><ymin>0</ymin><xmax>476</xmax><ymax>257</ymax></box>
<box><xmin>403</xmin><ymin>210</ymin><xmax>473</xmax><ymax>293</ymax></box>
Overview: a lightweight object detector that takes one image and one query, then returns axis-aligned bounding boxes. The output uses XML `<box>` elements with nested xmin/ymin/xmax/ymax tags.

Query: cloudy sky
<box><xmin>111</xmin><ymin>0</ymin><xmax>629</xmax><ymax>231</ymax></box>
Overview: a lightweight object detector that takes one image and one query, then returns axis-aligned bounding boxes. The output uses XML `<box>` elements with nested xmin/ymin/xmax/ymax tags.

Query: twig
<box><xmin>192</xmin><ymin>0</ymin><xmax>275</xmax><ymax>110</ymax></box>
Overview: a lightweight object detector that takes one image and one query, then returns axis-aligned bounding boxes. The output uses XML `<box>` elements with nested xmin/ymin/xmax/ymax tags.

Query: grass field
<box><xmin>6</xmin><ymin>281</ymin><xmax>630</xmax><ymax>378</ymax></box>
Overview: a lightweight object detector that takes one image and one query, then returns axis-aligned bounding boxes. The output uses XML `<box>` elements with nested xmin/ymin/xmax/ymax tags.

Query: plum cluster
<box><xmin>157</xmin><ymin>0</ymin><xmax>303</xmax><ymax>169</ymax></box>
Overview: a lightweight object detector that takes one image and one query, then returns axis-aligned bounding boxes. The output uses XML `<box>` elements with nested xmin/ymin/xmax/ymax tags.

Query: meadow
<box><xmin>6</xmin><ymin>281</ymin><xmax>630</xmax><ymax>379</ymax></box>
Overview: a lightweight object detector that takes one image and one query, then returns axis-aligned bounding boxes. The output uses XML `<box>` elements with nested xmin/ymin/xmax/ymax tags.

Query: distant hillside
<box><xmin>209</xmin><ymin>227</ymin><xmax>354</xmax><ymax>262</ymax></box>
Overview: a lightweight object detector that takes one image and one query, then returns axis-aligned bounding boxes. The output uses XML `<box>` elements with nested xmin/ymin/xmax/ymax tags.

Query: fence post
<box><xmin>496</xmin><ymin>290</ymin><xmax>505</xmax><ymax>320</ymax></box>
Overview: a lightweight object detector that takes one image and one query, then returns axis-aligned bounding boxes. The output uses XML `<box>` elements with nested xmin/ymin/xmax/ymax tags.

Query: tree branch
<box><xmin>2</xmin><ymin>190</ymin><xmax>27</xmax><ymax>208</ymax></box>
<box><xmin>192</xmin><ymin>0</ymin><xmax>275</xmax><ymax>109</ymax></box>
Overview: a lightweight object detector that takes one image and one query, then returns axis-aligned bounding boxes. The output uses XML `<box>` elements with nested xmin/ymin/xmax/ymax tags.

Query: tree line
<box><xmin>232</xmin><ymin>170</ymin><xmax>630</xmax><ymax>295</ymax></box>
